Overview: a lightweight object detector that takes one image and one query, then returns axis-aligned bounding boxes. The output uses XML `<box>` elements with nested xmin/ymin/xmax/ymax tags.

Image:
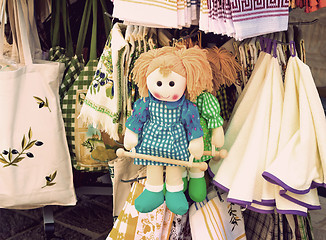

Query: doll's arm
<box><xmin>211</xmin><ymin>126</ymin><xmax>224</xmax><ymax>148</ymax></box>
<box><xmin>124</xmin><ymin>98</ymin><xmax>149</xmax><ymax>150</ymax></box>
<box><xmin>182</xmin><ymin>100</ymin><xmax>205</xmax><ymax>160</ymax></box>
<box><xmin>124</xmin><ymin>129</ymin><xmax>139</xmax><ymax>150</ymax></box>
<box><xmin>188</xmin><ymin>137</ymin><xmax>204</xmax><ymax>159</ymax></box>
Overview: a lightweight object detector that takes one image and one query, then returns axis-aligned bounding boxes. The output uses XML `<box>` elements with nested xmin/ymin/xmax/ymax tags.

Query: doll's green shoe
<box><xmin>165</xmin><ymin>190</ymin><xmax>189</xmax><ymax>215</ymax></box>
<box><xmin>135</xmin><ymin>189</ymin><xmax>164</xmax><ymax>213</ymax></box>
<box><xmin>189</xmin><ymin>177</ymin><xmax>207</xmax><ymax>202</ymax></box>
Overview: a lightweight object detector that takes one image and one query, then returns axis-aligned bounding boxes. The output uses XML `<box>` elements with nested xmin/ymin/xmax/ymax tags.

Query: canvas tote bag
<box><xmin>0</xmin><ymin>0</ymin><xmax>76</xmax><ymax>209</ymax></box>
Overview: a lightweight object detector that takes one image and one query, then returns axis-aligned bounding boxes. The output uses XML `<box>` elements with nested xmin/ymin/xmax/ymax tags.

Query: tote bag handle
<box><xmin>0</xmin><ymin>0</ymin><xmax>6</xmax><ymax>60</ymax></box>
<box><xmin>50</xmin><ymin>0</ymin><xmax>74</xmax><ymax>58</ymax></box>
<box><xmin>5</xmin><ymin>0</ymin><xmax>33</xmax><ymax>65</ymax></box>
<box><xmin>75</xmin><ymin>0</ymin><xmax>92</xmax><ymax>58</ymax></box>
<box><xmin>89</xmin><ymin>0</ymin><xmax>98</xmax><ymax>61</ymax></box>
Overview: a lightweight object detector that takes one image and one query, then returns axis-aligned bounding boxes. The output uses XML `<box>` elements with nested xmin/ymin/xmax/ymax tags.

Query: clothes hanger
<box><xmin>157</xmin><ymin>29</ymin><xmax>173</xmax><ymax>46</ymax></box>
<box><xmin>249</xmin><ymin>37</ymin><xmax>258</xmax><ymax>65</ymax></box>
<box><xmin>142</xmin><ymin>27</ymin><xmax>149</xmax><ymax>52</ymax></box>
<box><xmin>137</xmin><ymin>25</ymin><xmax>143</xmax><ymax>52</ymax></box>
<box><xmin>238</xmin><ymin>40</ymin><xmax>248</xmax><ymax>88</ymax></box>
<box><xmin>147</xmin><ymin>28</ymin><xmax>157</xmax><ymax>50</ymax></box>
<box><xmin>275</xmin><ymin>32</ymin><xmax>287</xmax><ymax>66</ymax></box>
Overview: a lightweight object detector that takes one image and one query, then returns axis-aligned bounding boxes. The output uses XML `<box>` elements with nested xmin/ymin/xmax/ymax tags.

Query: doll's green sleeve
<box><xmin>196</xmin><ymin>92</ymin><xmax>224</xmax><ymax>129</ymax></box>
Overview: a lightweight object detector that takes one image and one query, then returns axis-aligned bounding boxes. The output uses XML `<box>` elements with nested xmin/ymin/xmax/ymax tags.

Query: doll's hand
<box><xmin>211</xmin><ymin>126</ymin><xmax>224</xmax><ymax>148</ymax></box>
<box><xmin>124</xmin><ymin>129</ymin><xmax>139</xmax><ymax>150</ymax></box>
<box><xmin>188</xmin><ymin>137</ymin><xmax>204</xmax><ymax>160</ymax></box>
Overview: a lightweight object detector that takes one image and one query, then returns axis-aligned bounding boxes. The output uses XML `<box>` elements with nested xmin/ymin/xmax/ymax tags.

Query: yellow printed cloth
<box><xmin>135</xmin><ymin>202</ymin><xmax>174</xmax><ymax>240</ymax></box>
<box><xmin>190</xmin><ymin>193</ymin><xmax>246</xmax><ymax>240</ymax></box>
<box><xmin>107</xmin><ymin>181</ymin><xmax>144</xmax><ymax>240</ymax></box>
<box><xmin>161</xmin><ymin>207</ymin><xmax>175</xmax><ymax>240</ymax></box>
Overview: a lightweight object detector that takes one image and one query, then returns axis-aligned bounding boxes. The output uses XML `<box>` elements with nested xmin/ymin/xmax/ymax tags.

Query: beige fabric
<box><xmin>0</xmin><ymin>0</ymin><xmax>76</xmax><ymax>209</ymax></box>
<box><xmin>264</xmin><ymin>56</ymin><xmax>326</xmax><ymax>192</ymax></box>
<box><xmin>112</xmin><ymin>156</ymin><xmax>144</xmax><ymax>217</ymax></box>
<box><xmin>214</xmin><ymin>55</ymin><xmax>283</xmax><ymax>204</ymax></box>
<box><xmin>212</xmin><ymin>52</ymin><xmax>272</xmax><ymax>189</ymax></box>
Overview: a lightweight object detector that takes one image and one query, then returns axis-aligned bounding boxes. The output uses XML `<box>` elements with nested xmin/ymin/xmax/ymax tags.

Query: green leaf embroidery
<box><xmin>51</xmin><ymin>170</ymin><xmax>57</xmax><ymax>180</ymax></box>
<box><xmin>8</xmin><ymin>148</ymin><xmax>12</xmax><ymax>161</ymax></box>
<box><xmin>28</xmin><ymin>127</ymin><xmax>32</xmax><ymax>139</ymax></box>
<box><xmin>11</xmin><ymin>157</ymin><xmax>25</xmax><ymax>164</ymax></box>
<box><xmin>0</xmin><ymin>158</ymin><xmax>8</xmax><ymax>164</ymax></box>
<box><xmin>33</xmin><ymin>96</ymin><xmax>43</xmax><ymax>103</ymax></box>
<box><xmin>25</xmin><ymin>140</ymin><xmax>37</xmax><ymax>150</ymax></box>
<box><xmin>21</xmin><ymin>135</ymin><xmax>26</xmax><ymax>149</ymax></box>
<box><xmin>42</xmin><ymin>170</ymin><xmax>57</xmax><ymax>188</ymax></box>
<box><xmin>33</xmin><ymin>96</ymin><xmax>51</xmax><ymax>112</ymax></box>
<box><xmin>1</xmin><ymin>128</ymin><xmax>43</xmax><ymax>167</ymax></box>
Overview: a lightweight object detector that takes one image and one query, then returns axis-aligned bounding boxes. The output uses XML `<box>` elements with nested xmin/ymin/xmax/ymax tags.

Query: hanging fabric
<box><xmin>61</xmin><ymin>0</ymin><xmax>115</xmax><ymax>172</ymax></box>
<box><xmin>189</xmin><ymin>187</ymin><xmax>246</xmax><ymax>240</ymax></box>
<box><xmin>78</xmin><ymin>22</ymin><xmax>129</xmax><ymax>141</ymax></box>
<box><xmin>107</xmin><ymin>179</ymin><xmax>176</xmax><ymax>240</ymax></box>
<box><xmin>262</xmin><ymin>42</ymin><xmax>326</xmax><ymax>215</ymax></box>
<box><xmin>212</xmin><ymin>39</ymin><xmax>283</xmax><ymax>212</ymax></box>
<box><xmin>243</xmin><ymin>209</ymin><xmax>315</xmax><ymax>239</ymax></box>
<box><xmin>113</xmin><ymin>0</ymin><xmax>179</xmax><ymax>28</ymax></box>
<box><xmin>48</xmin><ymin>0</ymin><xmax>84</xmax><ymax>100</ymax></box>
<box><xmin>0</xmin><ymin>0</ymin><xmax>76</xmax><ymax>209</ymax></box>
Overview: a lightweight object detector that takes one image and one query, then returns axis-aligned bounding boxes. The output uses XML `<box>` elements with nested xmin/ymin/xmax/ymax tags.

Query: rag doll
<box><xmin>123</xmin><ymin>46</ymin><xmax>213</xmax><ymax>215</ymax></box>
<box><xmin>185</xmin><ymin>47</ymin><xmax>241</xmax><ymax>202</ymax></box>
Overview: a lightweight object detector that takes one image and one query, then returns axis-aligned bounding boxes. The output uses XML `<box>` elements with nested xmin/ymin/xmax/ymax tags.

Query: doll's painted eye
<box><xmin>157</xmin><ymin>81</ymin><xmax>162</xmax><ymax>87</ymax></box>
<box><xmin>169</xmin><ymin>81</ymin><xmax>175</xmax><ymax>87</ymax></box>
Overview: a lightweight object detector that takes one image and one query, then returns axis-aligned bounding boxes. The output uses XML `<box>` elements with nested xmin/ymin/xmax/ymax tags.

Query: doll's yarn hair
<box><xmin>132</xmin><ymin>46</ymin><xmax>213</xmax><ymax>102</ymax></box>
<box><xmin>206</xmin><ymin>47</ymin><xmax>241</xmax><ymax>95</ymax></box>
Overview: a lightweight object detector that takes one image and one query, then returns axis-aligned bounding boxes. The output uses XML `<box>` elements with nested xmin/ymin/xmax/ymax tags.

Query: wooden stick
<box><xmin>203</xmin><ymin>149</ymin><xmax>228</xmax><ymax>158</ymax></box>
<box><xmin>116</xmin><ymin>148</ymin><xmax>208</xmax><ymax>171</ymax></box>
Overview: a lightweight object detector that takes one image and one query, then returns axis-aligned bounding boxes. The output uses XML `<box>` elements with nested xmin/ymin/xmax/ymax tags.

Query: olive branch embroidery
<box><xmin>0</xmin><ymin>127</ymin><xmax>43</xmax><ymax>167</ymax></box>
<box><xmin>33</xmin><ymin>96</ymin><xmax>51</xmax><ymax>112</ymax></box>
<box><xmin>228</xmin><ymin>203</ymin><xmax>241</xmax><ymax>231</ymax></box>
<box><xmin>215</xmin><ymin>187</ymin><xmax>241</xmax><ymax>231</ymax></box>
<box><xmin>42</xmin><ymin>171</ymin><xmax>57</xmax><ymax>188</ymax></box>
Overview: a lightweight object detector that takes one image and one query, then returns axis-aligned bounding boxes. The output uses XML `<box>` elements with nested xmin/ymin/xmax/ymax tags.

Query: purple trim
<box><xmin>262</xmin><ymin>171</ymin><xmax>312</xmax><ymax>195</ymax></box>
<box><xmin>207</xmin><ymin>165</ymin><xmax>215</xmax><ymax>178</ymax></box>
<box><xmin>265</xmin><ymin>38</ymin><xmax>273</xmax><ymax>54</ymax></box>
<box><xmin>276</xmin><ymin>209</ymin><xmax>308</xmax><ymax>217</ymax></box>
<box><xmin>272</xmin><ymin>40</ymin><xmax>278</xmax><ymax>58</ymax></box>
<box><xmin>252</xmin><ymin>199</ymin><xmax>276</xmax><ymax>206</ymax></box>
<box><xmin>227</xmin><ymin>198</ymin><xmax>252</xmax><ymax>206</ymax></box>
<box><xmin>289</xmin><ymin>41</ymin><xmax>296</xmax><ymax>57</ymax></box>
<box><xmin>232</xmin><ymin>13</ymin><xmax>289</xmax><ymax>22</ymax></box>
<box><xmin>279</xmin><ymin>190</ymin><xmax>322</xmax><ymax>210</ymax></box>
<box><xmin>212</xmin><ymin>180</ymin><xmax>230</xmax><ymax>192</ymax></box>
<box><xmin>260</xmin><ymin>36</ymin><xmax>265</xmax><ymax>52</ymax></box>
<box><xmin>311</xmin><ymin>181</ymin><xmax>325</xmax><ymax>188</ymax></box>
<box><xmin>232</xmin><ymin>9</ymin><xmax>289</xmax><ymax>19</ymax></box>
<box><xmin>246</xmin><ymin>205</ymin><xmax>275</xmax><ymax>214</ymax></box>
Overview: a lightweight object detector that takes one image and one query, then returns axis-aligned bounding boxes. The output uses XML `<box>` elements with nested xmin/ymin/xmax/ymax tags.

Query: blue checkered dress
<box><xmin>125</xmin><ymin>93</ymin><xmax>203</xmax><ymax>166</ymax></box>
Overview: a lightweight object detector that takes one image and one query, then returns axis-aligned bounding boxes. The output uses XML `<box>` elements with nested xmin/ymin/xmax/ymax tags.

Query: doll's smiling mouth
<box><xmin>162</xmin><ymin>95</ymin><xmax>170</xmax><ymax>99</ymax></box>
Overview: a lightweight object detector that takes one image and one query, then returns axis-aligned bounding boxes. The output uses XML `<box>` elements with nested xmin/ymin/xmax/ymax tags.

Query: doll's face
<box><xmin>146</xmin><ymin>68</ymin><xmax>186</xmax><ymax>102</ymax></box>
